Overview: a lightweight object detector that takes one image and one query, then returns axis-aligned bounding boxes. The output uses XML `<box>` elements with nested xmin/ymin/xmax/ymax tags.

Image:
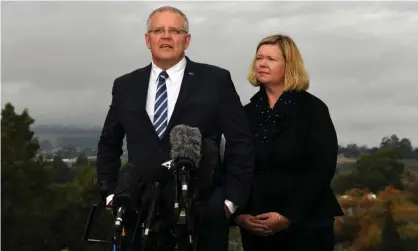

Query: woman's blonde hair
<box><xmin>247</xmin><ymin>34</ymin><xmax>309</xmax><ymax>91</ymax></box>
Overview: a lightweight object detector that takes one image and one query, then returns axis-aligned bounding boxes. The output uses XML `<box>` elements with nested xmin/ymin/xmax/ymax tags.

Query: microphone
<box><xmin>166</xmin><ymin>125</ymin><xmax>202</xmax><ymax>225</ymax></box>
<box><xmin>142</xmin><ymin>125</ymin><xmax>203</xmax><ymax>245</ymax></box>
<box><xmin>112</xmin><ymin>163</ymin><xmax>142</xmax><ymax>229</ymax></box>
<box><xmin>169</xmin><ymin>124</ymin><xmax>202</xmax><ymax>169</ymax></box>
<box><xmin>195</xmin><ymin>138</ymin><xmax>219</xmax><ymax>189</ymax></box>
<box><xmin>142</xmin><ymin>181</ymin><xmax>161</xmax><ymax>242</ymax></box>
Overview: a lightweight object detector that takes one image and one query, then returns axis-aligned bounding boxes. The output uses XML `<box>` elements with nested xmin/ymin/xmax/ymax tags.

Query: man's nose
<box><xmin>161</xmin><ymin>30</ymin><xmax>172</xmax><ymax>39</ymax></box>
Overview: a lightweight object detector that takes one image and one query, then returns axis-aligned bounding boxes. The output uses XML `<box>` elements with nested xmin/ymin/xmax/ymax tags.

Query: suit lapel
<box><xmin>165</xmin><ymin>57</ymin><xmax>197</xmax><ymax>136</ymax></box>
<box><xmin>136</xmin><ymin>63</ymin><xmax>151</xmax><ymax>110</ymax></box>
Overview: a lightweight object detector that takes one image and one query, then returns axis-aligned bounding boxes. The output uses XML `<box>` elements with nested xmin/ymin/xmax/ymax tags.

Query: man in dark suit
<box><xmin>96</xmin><ymin>5</ymin><xmax>255</xmax><ymax>251</ymax></box>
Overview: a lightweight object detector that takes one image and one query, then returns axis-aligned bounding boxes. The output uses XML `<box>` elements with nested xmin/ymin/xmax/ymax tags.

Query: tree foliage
<box><xmin>339</xmin><ymin>134</ymin><xmax>418</xmax><ymax>159</ymax></box>
<box><xmin>335</xmin><ymin>186</ymin><xmax>418</xmax><ymax>251</ymax></box>
<box><xmin>356</xmin><ymin>148</ymin><xmax>405</xmax><ymax>193</ymax></box>
<box><xmin>1</xmin><ymin>103</ymin><xmax>112</xmax><ymax>251</ymax></box>
<box><xmin>1</xmin><ymin>103</ymin><xmax>54</xmax><ymax>250</ymax></box>
<box><xmin>333</xmin><ymin>148</ymin><xmax>405</xmax><ymax>194</ymax></box>
<box><xmin>2</xmin><ymin>102</ymin><xmax>418</xmax><ymax>251</ymax></box>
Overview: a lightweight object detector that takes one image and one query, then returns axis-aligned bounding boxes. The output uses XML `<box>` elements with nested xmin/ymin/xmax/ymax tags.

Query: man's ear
<box><xmin>184</xmin><ymin>34</ymin><xmax>191</xmax><ymax>50</ymax></box>
<box><xmin>145</xmin><ymin>33</ymin><xmax>151</xmax><ymax>49</ymax></box>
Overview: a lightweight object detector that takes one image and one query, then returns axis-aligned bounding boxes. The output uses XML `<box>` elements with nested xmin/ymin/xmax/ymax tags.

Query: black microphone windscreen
<box><xmin>99</xmin><ymin>180</ymin><xmax>108</xmax><ymax>193</ymax></box>
<box><xmin>113</xmin><ymin>163</ymin><xmax>142</xmax><ymax>209</ymax></box>
<box><xmin>169</xmin><ymin>124</ymin><xmax>202</xmax><ymax>166</ymax></box>
<box><xmin>196</xmin><ymin>138</ymin><xmax>219</xmax><ymax>188</ymax></box>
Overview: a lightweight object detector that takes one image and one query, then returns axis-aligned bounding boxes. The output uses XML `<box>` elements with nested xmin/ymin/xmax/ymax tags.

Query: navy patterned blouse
<box><xmin>250</xmin><ymin>86</ymin><xmax>297</xmax><ymax>148</ymax></box>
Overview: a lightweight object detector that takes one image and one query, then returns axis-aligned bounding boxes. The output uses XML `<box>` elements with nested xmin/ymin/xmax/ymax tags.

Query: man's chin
<box><xmin>154</xmin><ymin>53</ymin><xmax>173</xmax><ymax>59</ymax></box>
<box><xmin>155</xmin><ymin>55</ymin><xmax>182</xmax><ymax>63</ymax></box>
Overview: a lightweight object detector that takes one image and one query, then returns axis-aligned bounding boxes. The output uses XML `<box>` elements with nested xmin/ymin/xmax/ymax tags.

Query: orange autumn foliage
<box><xmin>335</xmin><ymin>185</ymin><xmax>418</xmax><ymax>250</ymax></box>
<box><xmin>350</xmin><ymin>221</ymin><xmax>381</xmax><ymax>251</ymax></box>
<box><xmin>378</xmin><ymin>186</ymin><xmax>418</xmax><ymax>222</ymax></box>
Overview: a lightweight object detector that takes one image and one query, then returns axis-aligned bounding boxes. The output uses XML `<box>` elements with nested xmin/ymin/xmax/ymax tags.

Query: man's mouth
<box><xmin>160</xmin><ymin>44</ymin><xmax>173</xmax><ymax>48</ymax></box>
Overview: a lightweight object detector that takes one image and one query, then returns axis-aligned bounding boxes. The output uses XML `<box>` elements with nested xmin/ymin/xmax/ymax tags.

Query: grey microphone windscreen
<box><xmin>113</xmin><ymin>163</ymin><xmax>142</xmax><ymax>209</ymax></box>
<box><xmin>169</xmin><ymin>124</ymin><xmax>202</xmax><ymax>166</ymax></box>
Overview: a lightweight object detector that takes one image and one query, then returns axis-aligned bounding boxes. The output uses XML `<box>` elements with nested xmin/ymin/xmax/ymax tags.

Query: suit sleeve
<box><xmin>280</xmin><ymin>100</ymin><xmax>338</xmax><ymax>224</ymax></box>
<box><xmin>218</xmin><ymin>70</ymin><xmax>255</xmax><ymax>208</ymax></box>
<box><xmin>96</xmin><ymin>79</ymin><xmax>125</xmax><ymax>195</ymax></box>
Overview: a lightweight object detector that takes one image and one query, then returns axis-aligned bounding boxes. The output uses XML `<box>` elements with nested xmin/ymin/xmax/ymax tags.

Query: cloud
<box><xmin>1</xmin><ymin>1</ymin><xmax>418</xmax><ymax>146</ymax></box>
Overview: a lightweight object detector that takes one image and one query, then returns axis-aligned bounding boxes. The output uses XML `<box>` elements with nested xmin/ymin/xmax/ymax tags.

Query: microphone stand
<box><xmin>113</xmin><ymin>206</ymin><xmax>127</xmax><ymax>251</ymax></box>
<box><xmin>142</xmin><ymin>182</ymin><xmax>161</xmax><ymax>248</ymax></box>
<box><xmin>172</xmin><ymin>161</ymin><xmax>195</xmax><ymax>251</ymax></box>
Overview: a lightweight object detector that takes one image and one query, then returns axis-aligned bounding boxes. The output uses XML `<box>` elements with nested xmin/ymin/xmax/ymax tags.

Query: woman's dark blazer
<box><xmin>241</xmin><ymin>88</ymin><xmax>344</xmax><ymax>227</ymax></box>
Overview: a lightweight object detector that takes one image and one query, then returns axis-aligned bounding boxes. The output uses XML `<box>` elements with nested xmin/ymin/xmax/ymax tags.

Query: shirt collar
<box><xmin>151</xmin><ymin>57</ymin><xmax>187</xmax><ymax>82</ymax></box>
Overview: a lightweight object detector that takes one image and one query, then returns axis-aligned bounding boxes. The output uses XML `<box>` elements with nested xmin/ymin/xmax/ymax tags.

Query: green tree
<box><xmin>413</xmin><ymin>148</ymin><xmax>418</xmax><ymax>159</ymax></box>
<box><xmin>1</xmin><ymin>103</ymin><xmax>55</xmax><ymax>250</ymax></box>
<box><xmin>399</xmin><ymin>138</ymin><xmax>413</xmax><ymax>158</ymax></box>
<box><xmin>356</xmin><ymin>148</ymin><xmax>405</xmax><ymax>193</ymax></box>
<box><xmin>48</xmin><ymin>163</ymin><xmax>108</xmax><ymax>251</ymax></box>
<box><xmin>380</xmin><ymin>134</ymin><xmax>414</xmax><ymax>158</ymax></box>
<box><xmin>47</xmin><ymin>156</ymin><xmax>73</xmax><ymax>183</ymax></box>
<box><xmin>75</xmin><ymin>153</ymin><xmax>89</xmax><ymax>167</ymax></box>
<box><xmin>380</xmin><ymin>134</ymin><xmax>400</xmax><ymax>149</ymax></box>
<box><xmin>1</xmin><ymin>103</ymin><xmax>116</xmax><ymax>251</ymax></box>
<box><xmin>332</xmin><ymin>170</ymin><xmax>362</xmax><ymax>195</ymax></box>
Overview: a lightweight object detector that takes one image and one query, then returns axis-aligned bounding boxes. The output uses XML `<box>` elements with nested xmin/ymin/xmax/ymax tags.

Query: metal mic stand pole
<box><xmin>173</xmin><ymin>164</ymin><xmax>180</xmax><ymax>223</ymax></box>
<box><xmin>112</xmin><ymin>227</ymin><xmax>127</xmax><ymax>251</ymax></box>
<box><xmin>173</xmin><ymin>166</ymin><xmax>185</xmax><ymax>251</ymax></box>
<box><xmin>142</xmin><ymin>182</ymin><xmax>160</xmax><ymax>249</ymax></box>
<box><xmin>113</xmin><ymin>207</ymin><xmax>127</xmax><ymax>251</ymax></box>
<box><xmin>172</xmin><ymin>165</ymin><xmax>195</xmax><ymax>251</ymax></box>
<box><xmin>182</xmin><ymin>167</ymin><xmax>195</xmax><ymax>251</ymax></box>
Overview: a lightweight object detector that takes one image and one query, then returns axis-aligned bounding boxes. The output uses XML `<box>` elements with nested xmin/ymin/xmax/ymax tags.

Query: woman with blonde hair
<box><xmin>233</xmin><ymin>34</ymin><xmax>344</xmax><ymax>251</ymax></box>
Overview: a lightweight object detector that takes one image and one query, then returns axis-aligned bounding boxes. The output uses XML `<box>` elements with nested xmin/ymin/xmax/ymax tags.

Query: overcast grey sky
<box><xmin>2</xmin><ymin>1</ymin><xmax>418</xmax><ymax>146</ymax></box>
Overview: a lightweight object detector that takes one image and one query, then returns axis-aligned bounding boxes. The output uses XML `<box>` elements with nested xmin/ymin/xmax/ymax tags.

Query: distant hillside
<box><xmin>336</xmin><ymin>155</ymin><xmax>357</xmax><ymax>172</ymax></box>
<box><xmin>335</xmin><ymin>155</ymin><xmax>418</xmax><ymax>173</ymax></box>
<box><xmin>403</xmin><ymin>158</ymin><xmax>418</xmax><ymax>171</ymax></box>
<box><xmin>32</xmin><ymin>124</ymin><xmax>102</xmax><ymax>148</ymax></box>
<box><xmin>337</xmin><ymin>155</ymin><xmax>357</xmax><ymax>165</ymax></box>
<box><xmin>32</xmin><ymin>124</ymin><xmax>102</xmax><ymax>135</ymax></box>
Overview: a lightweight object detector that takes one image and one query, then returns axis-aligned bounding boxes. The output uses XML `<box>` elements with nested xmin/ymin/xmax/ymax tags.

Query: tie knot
<box><xmin>159</xmin><ymin>71</ymin><xmax>169</xmax><ymax>81</ymax></box>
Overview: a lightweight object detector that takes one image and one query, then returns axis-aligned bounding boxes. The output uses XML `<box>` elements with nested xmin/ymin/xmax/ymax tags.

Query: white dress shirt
<box><xmin>107</xmin><ymin>56</ymin><xmax>238</xmax><ymax>215</ymax></box>
<box><xmin>146</xmin><ymin>57</ymin><xmax>186</xmax><ymax>124</ymax></box>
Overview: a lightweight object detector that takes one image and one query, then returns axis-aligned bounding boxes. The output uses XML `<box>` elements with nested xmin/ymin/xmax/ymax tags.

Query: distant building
<box><xmin>61</xmin><ymin>156</ymin><xmax>97</xmax><ymax>167</ymax></box>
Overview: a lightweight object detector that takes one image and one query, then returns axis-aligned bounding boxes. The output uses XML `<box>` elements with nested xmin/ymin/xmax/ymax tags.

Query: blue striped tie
<box><xmin>153</xmin><ymin>71</ymin><xmax>169</xmax><ymax>139</ymax></box>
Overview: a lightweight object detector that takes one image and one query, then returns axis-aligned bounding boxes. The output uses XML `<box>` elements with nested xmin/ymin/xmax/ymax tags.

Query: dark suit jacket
<box><xmin>241</xmin><ymin>87</ymin><xmax>343</xmax><ymax>226</ymax></box>
<box><xmin>96</xmin><ymin>56</ymin><xmax>255</xmax><ymax>213</ymax></box>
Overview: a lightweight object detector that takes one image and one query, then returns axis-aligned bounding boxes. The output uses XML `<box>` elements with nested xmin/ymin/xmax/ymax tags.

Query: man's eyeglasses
<box><xmin>147</xmin><ymin>27</ymin><xmax>188</xmax><ymax>36</ymax></box>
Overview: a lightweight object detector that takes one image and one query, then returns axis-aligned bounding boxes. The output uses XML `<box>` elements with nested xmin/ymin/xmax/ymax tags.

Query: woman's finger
<box><xmin>247</xmin><ymin>220</ymin><xmax>268</xmax><ymax>230</ymax></box>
